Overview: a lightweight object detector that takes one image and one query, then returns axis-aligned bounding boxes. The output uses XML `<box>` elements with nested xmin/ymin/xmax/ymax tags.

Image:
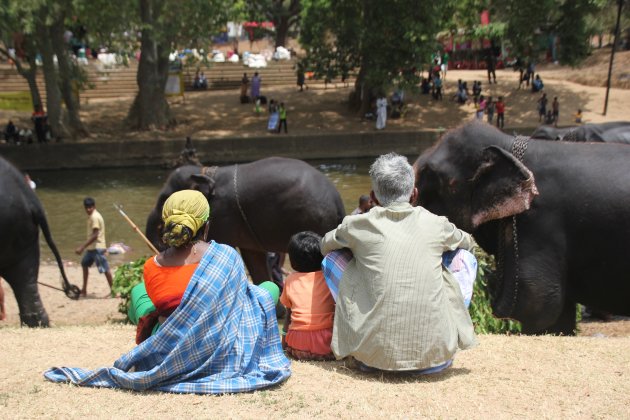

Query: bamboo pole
<box><xmin>113</xmin><ymin>204</ymin><xmax>159</xmax><ymax>254</ymax></box>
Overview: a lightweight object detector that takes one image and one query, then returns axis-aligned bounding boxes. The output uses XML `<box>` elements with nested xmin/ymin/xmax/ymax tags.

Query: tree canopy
<box><xmin>300</xmin><ymin>0</ymin><xmax>451</xmax><ymax>112</ymax></box>
<box><xmin>245</xmin><ymin>0</ymin><xmax>302</xmax><ymax>48</ymax></box>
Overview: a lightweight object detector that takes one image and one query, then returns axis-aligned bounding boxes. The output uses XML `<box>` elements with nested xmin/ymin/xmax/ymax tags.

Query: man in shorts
<box><xmin>75</xmin><ymin>197</ymin><xmax>113</xmax><ymax>297</ymax></box>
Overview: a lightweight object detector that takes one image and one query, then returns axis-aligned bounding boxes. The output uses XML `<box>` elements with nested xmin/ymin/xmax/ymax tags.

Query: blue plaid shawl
<box><xmin>44</xmin><ymin>241</ymin><xmax>291</xmax><ymax>394</ymax></box>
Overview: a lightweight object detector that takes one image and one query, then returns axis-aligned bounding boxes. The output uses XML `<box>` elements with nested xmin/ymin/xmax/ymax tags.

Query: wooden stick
<box><xmin>113</xmin><ymin>204</ymin><xmax>159</xmax><ymax>255</ymax></box>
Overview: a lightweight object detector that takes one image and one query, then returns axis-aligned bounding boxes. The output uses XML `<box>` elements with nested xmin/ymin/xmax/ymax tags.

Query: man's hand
<box><xmin>75</xmin><ymin>247</ymin><xmax>83</xmax><ymax>255</ymax></box>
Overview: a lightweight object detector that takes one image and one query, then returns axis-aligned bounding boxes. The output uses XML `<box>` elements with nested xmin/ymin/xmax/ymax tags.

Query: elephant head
<box><xmin>414</xmin><ymin>123</ymin><xmax>539</xmax><ymax>233</ymax></box>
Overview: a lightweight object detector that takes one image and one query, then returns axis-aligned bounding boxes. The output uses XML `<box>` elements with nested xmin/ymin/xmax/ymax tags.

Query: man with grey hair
<box><xmin>321</xmin><ymin>152</ymin><xmax>477</xmax><ymax>373</ymax></box>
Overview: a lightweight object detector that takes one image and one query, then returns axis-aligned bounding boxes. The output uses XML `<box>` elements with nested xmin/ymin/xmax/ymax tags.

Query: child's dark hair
<box><xmin>83</xmin><ymin>197</ymin><xmax>95</xmax><ymax>207</ymax></box>
<box><xmin>288</xmin><ymin>231</ymin><xmax>323</xmax><ymax>272</ymax></box>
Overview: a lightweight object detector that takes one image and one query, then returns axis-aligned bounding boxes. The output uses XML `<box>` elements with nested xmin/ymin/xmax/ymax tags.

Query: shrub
<box><xmin>469</xmin><ymin>249</ymin><xmax>522</xmax><ymax>334</ymax></box>
<box><xmin>112</xmin><ymin>257</ymin><xmax>146</xmax><ymax>320</ymax></box>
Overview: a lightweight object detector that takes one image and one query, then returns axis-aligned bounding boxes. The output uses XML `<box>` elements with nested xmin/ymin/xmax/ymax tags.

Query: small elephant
<box><xmin>531</xmin><ymin>121</ymin><xmax>630</xmax><ymax>144</ymax></box>
<box><xmin>0</xmin><ymin>156</ymin><xmax>80</xmax><ymax>327</ymax></box>
<box><xmin>415</xmin><ymin>121</ymin><xmax>630</xmax><ymax>334</ymax></box>
<box><xmin>146</xmin><ymin>157</ymin><xmax>345</xmax><ymax>283</ymax></box>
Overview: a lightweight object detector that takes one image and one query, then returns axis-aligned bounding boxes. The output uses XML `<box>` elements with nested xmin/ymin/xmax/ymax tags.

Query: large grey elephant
<box><xmin>414</xmin><ymin>121</ymin><xmax>630</xmax><ymax>335</ymax></box>
<box><xmin>0</xmin><ymin>156</ymin><xmax>80</xmax><ymax>327</ymax></box>
<box><xmin>531</xmin><ymin>121</ymin><xmax>630</xmax><ymax>144</ymax></box>
<box><xmin>146</xmin><ymin>157</ymin><xmax>345</xmax><ymax>284</ymax></box>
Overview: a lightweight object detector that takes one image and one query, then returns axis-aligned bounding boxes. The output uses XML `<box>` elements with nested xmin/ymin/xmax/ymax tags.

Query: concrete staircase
<box><xmin>0</xmin><ymin>59</ymin><xmax>352</xmax><ymax>105</ymax></box>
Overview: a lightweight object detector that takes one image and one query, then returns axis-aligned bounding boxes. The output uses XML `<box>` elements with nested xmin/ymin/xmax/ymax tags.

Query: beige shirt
<box><xmin>87</xmin><ymin>209</ymin><xmax>107</xmax><ymax>250</ymax></box>
<box><xmin>321</xmin><ymin>202</ymin><xmax>478</xmax><ymax>371</ymax></box>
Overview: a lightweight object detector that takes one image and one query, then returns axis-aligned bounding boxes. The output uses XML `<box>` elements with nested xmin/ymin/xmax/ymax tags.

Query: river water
<box><xmin>31</xmin><ymin>158</ymin><xmax>378</xmax><ymax>265</ymax></box>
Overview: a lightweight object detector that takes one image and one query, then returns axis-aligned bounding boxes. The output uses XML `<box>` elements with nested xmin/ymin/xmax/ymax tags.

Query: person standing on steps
<box><xmin>277</xmin><ymin>102</ymin><xmax>288</xmax><ymax>134</ymax></box>
<box><xmin>250</xmin><ymin>72</ymin><xmax>261</xmax><ymax>101</ymax></box>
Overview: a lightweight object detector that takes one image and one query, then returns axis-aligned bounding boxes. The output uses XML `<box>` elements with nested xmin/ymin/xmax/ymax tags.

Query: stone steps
<box><xmin>0</xmin><ymin>60</ymin><xmax>353</xmax><ymax>105</ymax></box>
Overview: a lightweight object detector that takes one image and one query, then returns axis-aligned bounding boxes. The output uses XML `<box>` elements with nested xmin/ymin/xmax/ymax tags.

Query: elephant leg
<box><xmin>2</xmin><ymin>250</ymin><xmax>49</xmax><ymax>327</ymax></box>
<box><xmin>537</xmin><ymin>299</ymin><xmax>577</xmax><ymax>335</ymax></box>
<box><xmin>501</xmin><ymin>229</ymin><xmax>574</xmax><ymax>335</ymax></box>
<box><xmin>240</xmin><ymin>249</ymin><xmax>272</xmax><ymax>285</ymax></box>
<box><xmin>521</xmin><ymin>297</ymin><xmax>577</xmax><ymax>335</ymax></box>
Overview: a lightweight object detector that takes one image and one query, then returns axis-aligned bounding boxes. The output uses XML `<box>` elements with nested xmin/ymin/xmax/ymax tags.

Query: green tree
<box><xmin>300</xmin><ymin>0</ymin><xmax>450</xmax><ymax>114</ymax></box>
<box><xmin>246</xmin><ymin>0</ymin><xmax>302</xmax><ymax>48</ymax></box>
<box><xmin>78</xmin><ymin>0</ymin><xmax>234</xmax><ymax>130</ymax></box>
<box><xmin>0</xmin><ymin>0</ymin><xmax>88</xmax><ymax>140</ymax></box>
<box><xmin>491</xmin><ymin>0</ymin><xmax>604</xmax><ymax>65</ymax></box>
<box><xmin>0</xmin><ymin>6</ymin><xmax>43</xmax><ymax>111</ymax></box>
<box><xmin>586</xmin><ymin>0</ymin><xmax>630</xmax><ymax>48</ymax></box>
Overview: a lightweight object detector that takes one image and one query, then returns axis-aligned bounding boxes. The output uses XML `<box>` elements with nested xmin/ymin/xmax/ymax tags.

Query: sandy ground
<box><xmin>1</xmin><ymin>52</ymin><xmax>629</xmax><ymax>143</ymax></box>
<box><xmin>1</xmin><ymin>326</ymin><xmax>629</xmax><ymax>418</ymax></box>
<box><xmin>1</xmin><ymin>263</ymin><xmax>630</xmax><ymax>418</ymax></box>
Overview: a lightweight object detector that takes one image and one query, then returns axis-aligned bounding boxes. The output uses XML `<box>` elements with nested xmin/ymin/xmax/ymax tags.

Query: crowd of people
<box><xmin>3</xmin><ymin>104</ymin><xmax>50</xmax><ymax>145</ymax></box>
<box><xmin>236</xmin><ymin>71</ymin><xmax>290</xmax><ymax>134</ymax></box>
<box><xmin>44</xmin><ymin>152</ymin><xmax>479</xmax><ymax>394</ymax></box>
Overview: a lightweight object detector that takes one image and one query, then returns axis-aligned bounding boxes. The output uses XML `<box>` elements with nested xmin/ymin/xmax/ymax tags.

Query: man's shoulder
<box><xmin>88</xmin><ymin>209</ymin><xmax>103</xmax><ymax>222</ymax></box>
<box><xmin>93</xmin><ymin>210</ymin><xmax>105</xmax><ymax>222</ymax></box>
<box><xmin>414</xmin><ymin>206</ymin><xmax>448</xmax><ymax>222</ymax></box>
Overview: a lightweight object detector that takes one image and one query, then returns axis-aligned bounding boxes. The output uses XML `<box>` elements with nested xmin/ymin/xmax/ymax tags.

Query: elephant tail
<box><xmin>36</xmin><ymin>209</ymin><xmax>81</xmax><ymax>300</ymax></box>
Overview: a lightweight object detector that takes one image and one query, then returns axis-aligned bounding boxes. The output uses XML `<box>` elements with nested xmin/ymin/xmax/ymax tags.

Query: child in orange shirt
<box><xmin>280</xmin><ymin>231</ymin><xmax>335</xmax><ymax>360</ymax></box>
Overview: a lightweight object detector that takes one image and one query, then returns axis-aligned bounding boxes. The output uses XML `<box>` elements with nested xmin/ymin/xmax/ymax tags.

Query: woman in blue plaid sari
<box><xmin>44</xmin><ymin>191</ymin><xmax>291</xmax><ymax>394</ymax></box>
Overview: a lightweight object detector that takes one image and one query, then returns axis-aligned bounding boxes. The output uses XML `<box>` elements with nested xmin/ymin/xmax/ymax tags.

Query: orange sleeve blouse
<box><xmin>143</xmin><ymin>257</ymin><xmax>198</xmax><ymax>315</ymax></box>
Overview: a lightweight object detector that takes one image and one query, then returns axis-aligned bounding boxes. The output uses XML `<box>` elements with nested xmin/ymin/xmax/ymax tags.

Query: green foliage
<box><xmin>471</xmin><ymin>22</ymin><xmax>507</xmax><ymax>40</ymax></box>
<box><xmin>491</xmin><ymin>0</ymin><xmax>605</xmax><ymax>64</ymax></box>
<box><xmin>469</xmin><ymin>249</ymin><xmax>522</xmax><ymax>335</ymax></box>
<box><xmin>112</xmin><ymin>257</ymin><xmax>146</xmax><ymax>318</ymax></box>
<box><xmin>244</xmin><ymin>0</ymin><xmax>303</xmax><ymax>46</ymax></box>
<box><xmin>300</xmin><ymin>0</ymin><xmax>451</xmax><ymax>100</ymax></box>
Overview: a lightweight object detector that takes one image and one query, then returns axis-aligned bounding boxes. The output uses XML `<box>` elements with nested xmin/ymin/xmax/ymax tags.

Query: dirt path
<box><xmin>1</xmin><ymin>63</ymin><xmax>629</xmax><ymax>144</ymax></box>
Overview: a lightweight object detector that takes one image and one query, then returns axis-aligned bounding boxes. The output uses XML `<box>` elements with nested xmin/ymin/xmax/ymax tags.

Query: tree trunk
<box><xmin>35</xmin><ymin>18</ymin><xmax>70</xmax><ymax>141</ymax></box>
<box><xmin>50</xmin><ymin>16</ymin><xmax>89</xmax><ymax>139</ymax></box>
<box><xmin>269</xmin><ymin>0</ymin><xmax>300</xmax><ymax>49</ymax></box>
<box><xmin>126</xmin><ymin>0</ymin><xmax>173</xmax><ymax>130</ymax></box>
<box><xmin>275</xmin><ymin>15</ymin><xmax>290</xmax><ymax>48</ymax></box>
<box><xmin>23</xmin><ymin>49</ymin><xmax>43</xmax><ymax>110</ymax></box>
<box><xmin>24</xmin><ymin>68</ymin><xmax>42</xmax><ymax>111</ymax></box>
<box><xmin>349</xmin><ymin>65</ymin><xmax>372</xmax><ymax>116</ymax></box>
<box><xmin>1</xmin><ymin>41</ymin><xmax>42</xmax><ymax>110</ymax></box>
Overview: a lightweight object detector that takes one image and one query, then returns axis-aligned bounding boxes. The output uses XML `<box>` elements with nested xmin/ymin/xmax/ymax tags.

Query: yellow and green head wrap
<box><xmin>161</xmin><ymin>190</ymin><xmax>210</xmax><ymax>248</ymax></box>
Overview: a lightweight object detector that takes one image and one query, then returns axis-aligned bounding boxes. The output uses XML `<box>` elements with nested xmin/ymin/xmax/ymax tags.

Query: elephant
<box><xmin>0</xmin><ymin>156</ymin><xmax>80</xmax><ymax>327</ymax></box>
<box><xmin>414</xmin><ymin>121</ymin><xmax>630</xmax><ymax>334</ymax></box>
<box><xmin>146</xmin><ymin>157</ymin><xmax>345</xmax><ymax>284</ymax></box>
<box><xmin>531</xmin><ymin>121</ymin><xmax>630</xmax><ymax>144</ymax></box>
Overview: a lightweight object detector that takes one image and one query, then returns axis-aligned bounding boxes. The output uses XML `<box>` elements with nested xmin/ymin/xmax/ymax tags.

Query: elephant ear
<box><xmin>190</xmin><ymin>173</ymin><xmax>216</xmax><ymax>198</ymax></box>
<box><xmin>470</xmin><ymin>146</ymin><xmax>539</xmax><ymax>228</ymax></box>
